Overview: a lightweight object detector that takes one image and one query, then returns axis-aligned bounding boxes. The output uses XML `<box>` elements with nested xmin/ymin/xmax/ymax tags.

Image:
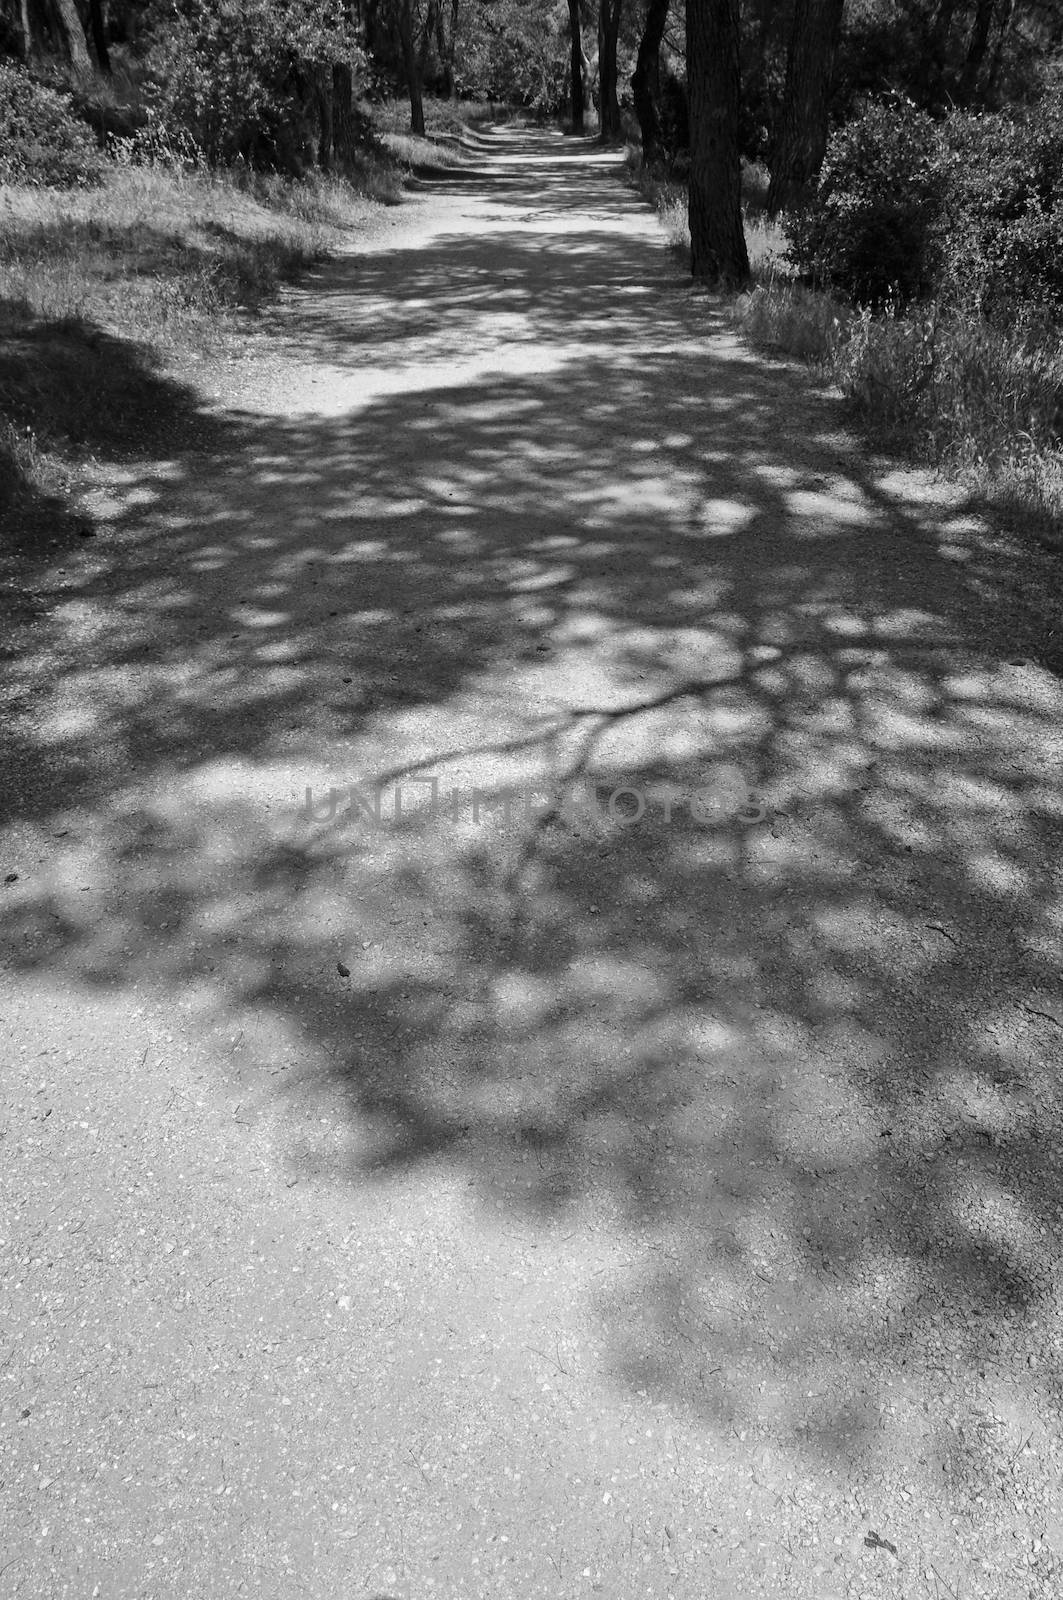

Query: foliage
<box><xmin>657</xmin><ymin>67</ymin><xmax>689</xmax><ymax>160</ymax></box>
<box><xmin>146</xmin><ymin>0</ymin><xmax>362</xmax><ymax>168</ymax></box>
<box><xmin>785</xmin><ymin>89</ymin><xmax>1063</xmax><ymax>316</ymax></box>
<box><xmin>452</xmin><ymin>0</ymin><xmax>570</xmax><ymax>109</ymax></box>
<box><xmin>943</xmin><ymin>92</ymin><xmax>1063</xmax><ymax>318</ymax></box>
<box><xmin>0</xmin><ymin>60</ymin><xmax>105</xmax><ymax>187</ymax></box>
<box><xmin>784</xmin><ymin>98</ymin><xmax>949</xmax><ymax>307</ymax></box>
<box><xmin>737</xmin><ymin>280</ymin><xmax>1063</xmax><ymax>549</ymax></box>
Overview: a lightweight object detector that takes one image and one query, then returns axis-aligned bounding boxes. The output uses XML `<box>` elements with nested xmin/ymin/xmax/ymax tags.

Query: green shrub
<box><xmin>148</xmin><ymin>0</ymin><xmax>362</xmax><ymax>169</ymax></box>
<box><xmin>785</xmin><ymin>99</ymin><xmax>948</xmax><ymax>308</ymax></box>
<box><xmin>944</xmin><ymin>94</ymin><xmax>1063</xmax><ymax>317</ymax></box>
<box><xmin>787</xmin><ymin>90</ymin><xmax>1063</xmax><ymax>319</ymax></box>
<box><xmin>452</xmin><ymin>0</ymin><xmax>569</xmax><ymax>110</ymax></box>
<box><xmin>0</xmin><ymin>62</ymin><xmax>105</xmax><ymax>188</ymax></box>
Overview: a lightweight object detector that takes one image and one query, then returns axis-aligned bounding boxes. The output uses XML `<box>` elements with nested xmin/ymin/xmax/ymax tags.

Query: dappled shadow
<box><xmin>2</xmin><ymin>126</ymin><xmax>1062</xmax><ymax>1520</ymax></box>
<box><xmin>0</xmin><ymin>292</ymin><xmax>228</xmax><ymax>671</ymax></box>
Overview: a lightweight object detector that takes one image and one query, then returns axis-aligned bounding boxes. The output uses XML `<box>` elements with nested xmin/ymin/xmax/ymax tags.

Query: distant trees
<box><xmin>5</xmin><ymin>0</ymin><xmax>92</xmax><ymax>72</ymax></box>
<box><xmin>2</xmin><ymin>0</ymin><xmax>1061</xmax><ymax>306</ymax></box>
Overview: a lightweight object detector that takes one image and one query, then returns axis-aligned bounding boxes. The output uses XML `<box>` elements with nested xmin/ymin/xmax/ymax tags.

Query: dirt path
<box><xmin>3</xmin><ymin>125</ymin><xmax>1063</xmax><ymax>1600</ymax></box>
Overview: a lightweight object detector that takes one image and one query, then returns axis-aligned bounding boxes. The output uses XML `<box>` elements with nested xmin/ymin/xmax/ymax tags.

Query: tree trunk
<box><xmin>419</xmin><ymin>0</ymin><xmax>438</xmax><ymax>78</ymax></box>
<box><xmin>924</xmin><ymin>0</ymin><xmax>957</xmax><ymax>108</ymax></box>
<box><xmin>631</xmin><ymin>0</ymin><xmax>669</xmax><ymax>164</ymax></box>
<box><xmin>766</xmin><ymin>0</ymin><xmax>845</xmax><ymax>216</ymax></box>
<box><xmin>17</xmin><ymin>0</ymin><xmax>33</xmax><ymax>57</ymax></box>
<box><xmin>437</xmin><ymin>0</ymin><xmax>454</xmax><ymax>97</ymax></box>
<box><xmin>48</xmin><ymin>0</ymin><xmax>92</xmax><ymax>73</ymax></box>
<box><xmin>958</xmin><ymin>0</ymin><xmax>995</xmax><ymax>106</ymax></box>
<box><xmin>598</xmin><ymin>0</ymin><xmax>623</xmax><ymax>142</ymax></box>
<box><xmin>399</xmin><ymin>0</ymin><xmax>426</xmax><ymax>136</ymax></box>
<box><xmin>316</xmin><ymin>66</ymin><xmax>334</xmax><ymax>171</ymax></box>
<box><xmin>568</xmin><ymin>0</ymin><xmax>585</xmax><ymax>132</ymax></box>
<box><xmin>87</xmin><ymin>0</ymin><xmax>109</xmax><ymax>71</ymax></box>
<box><xmin>984</xmin><ymin>0</ymin><xmax>1015</xmax><ymax>104</ymax></box>
<box><xmin>332</xmin><ymin>61</ymin><xmax>356</xmax><ymax>164</ymax></box>
<box><xmin>686</xmin><ymin>0</ymin><xmax>749</xmax><ymax>284</ymax></box>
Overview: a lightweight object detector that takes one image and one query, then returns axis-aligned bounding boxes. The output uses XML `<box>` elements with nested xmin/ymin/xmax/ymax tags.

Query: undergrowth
<box><xmin>627</xmin><ymin>142</ymin><xmax>1063</xmax><ymax>552</ymax></box>
<box><xmin>624</xmin><ymin>146</ymin><xmax>787</xmax><ymax>279</ymax></box>
<box><xmin>0</xmin><ymin>95</ymin><xmax>473</xmax><ymax>534</ymax></box>
<box><xmin>737</xmin><ymin>285</ymin><xmax>1063</xmax><ymax>550</ymax></box>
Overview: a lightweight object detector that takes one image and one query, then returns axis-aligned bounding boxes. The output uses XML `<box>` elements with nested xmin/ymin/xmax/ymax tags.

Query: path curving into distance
<box><xmin>3</xmin><ymin>124</ymin><xmax>1063</xmax><ymax>1599</ymax></box>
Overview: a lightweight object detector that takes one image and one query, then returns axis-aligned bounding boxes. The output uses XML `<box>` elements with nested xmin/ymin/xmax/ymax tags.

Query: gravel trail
<box><xmin>2</xmin><ymin>124</ymin><xmax>1063</xmax><ymax>1600</ymax></box>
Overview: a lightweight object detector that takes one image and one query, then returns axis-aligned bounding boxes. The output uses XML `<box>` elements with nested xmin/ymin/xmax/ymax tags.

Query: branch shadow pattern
<box><xmin>3</xmin><ymin>128</ymin><xmax>1063</xmax><ymax>1504</ymax></box>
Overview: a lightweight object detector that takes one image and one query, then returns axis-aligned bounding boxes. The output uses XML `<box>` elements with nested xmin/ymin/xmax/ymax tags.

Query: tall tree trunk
<box><xmin>686</xmin><ymin>0</ymin><xmax>749</xmax><ymax>284</ymax></box>
<box><xmin>568</xmin><ymin>0</ymin><xmax>585</xmax><ymax>132</ymax></box>
<box><xmin>47</xmin><ymin>0</ymin><xmax>92</xmax><ymax>73</ymax></box>
<box><xmin>437</xmin><ymin>0</ymin><xmax>453</xmax><ymax>96</ymax></box>
<box><xmin>631</xmin><ymin>0</ymin><xmax>669</xmax><ymax>163</ymax></box>
<box><xmin>398</xmin><ymin>0</ymin><xmax>426</xmax><ymax>135</ymax></box>
<box><xmin>984</xmin><ymin>0</ymin><xmax>1015</xmax><ymax>104</ymax></box>
<box><xmin>598</xmin><ymin>0</ymin><xmax>623</xmax><ymax>142</ymax></box>
<box><xmin>17</xmin><ymin>0</ymin><xmax>33</xmax><ymax>57</ymax></box>
<box><xmin>957</xmin><ymin>0</ymin><xmax>995</xmax><ymax>106</ymax></box>
<box><xmin>419</xmin><ymin>0</ymin><xmax>438</xmax><ymax>78</ymax></box>
<box><xmin>316</xmin><ymin>66</ymin><xmax>334</xmax><ymax>170</ymax></box>
<box><xmin>87</xmin><ymin>0</ymin><xmax>110</xmax><ymax>71</ymax></box>
<box><xmin>924</xmin><ymin>0</ymin><xmax>957</xmax><ymax>107</ymax></box>
<box><xmin>332</xmin><ymin>61</ymin><xmax>356</xmax><ymax>163</ymax></box>
<box><xmin>766</xmin><ymin>0</ymin><xmax>845</xmax><ymax>216</ymax></box>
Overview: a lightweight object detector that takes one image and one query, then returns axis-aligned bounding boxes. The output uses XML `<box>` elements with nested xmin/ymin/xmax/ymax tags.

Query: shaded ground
<box><xmin>2</xmin><ymin>125</ymin><xmax>1063</xmax><ymax>1599</ymax></box>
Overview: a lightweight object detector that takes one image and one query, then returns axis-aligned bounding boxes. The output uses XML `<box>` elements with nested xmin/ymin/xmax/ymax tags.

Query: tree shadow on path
<box><xmin>3</xmin><ymin>128</ymin><xmax>1063</xmax><ymax>1505</ymax></box>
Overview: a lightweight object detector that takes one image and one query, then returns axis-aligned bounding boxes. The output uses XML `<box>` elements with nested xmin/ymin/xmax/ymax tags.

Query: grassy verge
<box><xmin>735</xmin><ymin>287</ymin><xmax>1063</xmax><ymax>552</ymax></box>
<box><xmin>624</xmin><ymin>146</ymin><xmax>788</xmax><ymax>279</ymax></box>
<box><xmin>372</xmin><ymin>95</ymin><xmax>517</xmax><ymax>171</ymax></box>
<box><xmin>626</xmin><ymin>144</ymin><xmax>1063</xmax><ymax>554</ymax></box>
<box><xmin>0</xmin><ymin>98</ymin><xmax>481</xmax><ymax>543</ymax></box>
<box><xmin>0</xmin><ymin>158</ymin><xmax>373</xmax><ymax>531</ymax></box>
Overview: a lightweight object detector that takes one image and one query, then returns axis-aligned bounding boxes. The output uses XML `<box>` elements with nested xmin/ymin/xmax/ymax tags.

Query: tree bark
<box><xmin>47</xmin><ymin>0</ymin><xmax>92</xmax><ymax>73</ymax></box>
<box><xmin>87</xmin><ymin>0</ymin><xmax>110</xmax><ymax>72</ymax></box>
<box><xmin>436</xmin><ymin>0</ymin><xmax>454</xmax><ymax>96</ymax></box>
<box><xmin>767</xmin><ymin>0</ymin><xmax>845</xmax><ymax>215</ymax></box>
<box><xmin>568</xmin><ymin>0</ymin><xmax>585</xmax><ymax>132</ymax></box>
<box><xmin>958</xmin><ymin>0</ymin><xmax>996</xmax><ymax>106</ymax></box>
<box><xmin>984</xmin><ymin>0</ymin><xmax>1015</xmax><ymax>103</ymax></box>
<box><xmin>686</xmin><ymin>0</ymin><xmax>748</xmax><ymax>284</ymax></box>
<box><xmin>17</xmin><ymin>0</ymin><xmax>33</xmax><ymax>57</ymax></box>
<box><xmin>418</xmin><ymin>0</ymin><xmax>438</xmax><ymax>78</ymax></box>
<box><xmin>332</xmin><ymin>61</ymin><xmax>355</xmax><ymax>164</ymax></box>
<box><xmin>316</xmin><ymin>66</ymin><xmax>334</xmax><ymax>170</ymax></box>
<box><xmin>398</xmin><ymin>0</ymin><xmax>426</xmax><ymax>136</ymax></box>
<box><xmin>924</xmin><ymin>0</ymin><xmax>957</xmax><ymax>108</ymax></box>
<box><xmin>631</xmin><ymin>0</ymin><xmax>669</xmax><ymax>163</ymax></box>
<box><xmin>598</xmin><ymin>0</ymin><xmax>623</xmax><ymax>142</ymax></box>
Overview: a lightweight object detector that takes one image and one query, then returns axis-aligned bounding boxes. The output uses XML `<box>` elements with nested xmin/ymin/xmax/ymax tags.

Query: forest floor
<box><xmin>2</xmin><ymin>124</ymin><xmax>1063</xmax><ymax>1600</ymax></box>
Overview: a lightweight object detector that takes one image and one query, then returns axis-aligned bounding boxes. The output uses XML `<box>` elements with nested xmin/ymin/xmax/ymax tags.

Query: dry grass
<box><xmin>0</xmin><ymin>158</ymin><xmax>391</xmax><ymax>345</ymax></box>
<box><xmin>374</xmin><ymin>96</ymin><xmax>515</xmax><ymax>171</ymax></box>
<box><xmin>629</xmin><ymin>147</ymin><xmax>1063</xmax><ymax>550</ymax></box>
<box><xmin>737</xmin><ymin>282</ymin><xmax>1063</xmax><ymax>548</ymax></box>
<box><xmin>736</xmin><ymin>282</ymin><xmax>850</xmax><ymax>363</ymax></box>
<box><xmin>625</xmin><ymin>147</ymin><xmax>787</xmax><ymax>278</ymax></box>
<box><xmin>380</xmin><ymin>130</ymin><xmax>469</xmax><ymax>170</ymax></box>
<box><xmin>0</xmin><ymin>149</ymin><xmax>400</xmax><ymax>530</ymax></box>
